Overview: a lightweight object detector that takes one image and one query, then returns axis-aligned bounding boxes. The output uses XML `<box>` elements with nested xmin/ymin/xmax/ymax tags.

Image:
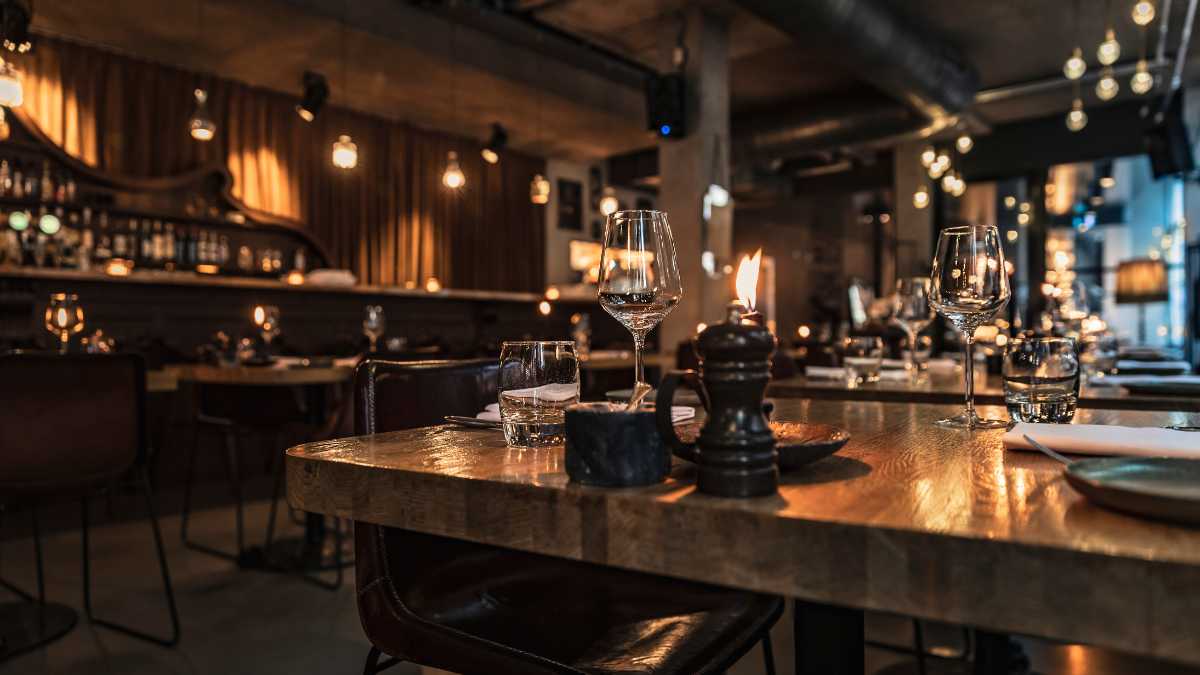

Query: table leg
<box><xmin>973</xmin><ymin>631</ymin><xmax>1030</xmax><ymax>675</ymax></box>
<box><xmin>794</xmin><ymin>600</ymin><xmax>864</xmax><ymax>675</ymax></box>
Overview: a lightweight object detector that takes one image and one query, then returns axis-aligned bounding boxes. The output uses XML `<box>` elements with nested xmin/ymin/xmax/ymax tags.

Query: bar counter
<box><xmin>288</xmin><ymin>400</ymin><xmax>1200</xmax><ymax>666</ymax></box>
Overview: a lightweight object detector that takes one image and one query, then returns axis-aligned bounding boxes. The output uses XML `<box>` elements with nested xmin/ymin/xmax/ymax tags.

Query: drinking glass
<box><xmin>840</xmin><ymin>336</ymin><xmax>883</xmax><ymax>387</ymax></box>
<box><xmin>929</xmin><ymin>225</ymin><xmax>1010</xmax><ymax>428</ymax></box>
<box><xmin>597</xmin><ymin>210</ymin><xmax>682</xmax><ymax>386</ymax></box>
<box><xmin>44</xmin><ymin>292</ymin><xmax>84</xmax><ymax>354</ymax></box>
<box><xmin>253</xmin><ymin>305</ymin><xmax>281</xmax><ymax>346</ymax></box>
<box><xmin>1003</xmin><ymin>337</ymin><xmax>1080</xmax><ymax>423</ymax></box>
<box><xmin>363</xmin><ymin>305</ymin><xmax>385</xmax><ymax>352</ymax></box>
<box><xmin>892</xmin><ymin>277</ymin><xmax>935</xmax><ymax>380</ymax></box>
<box><xmin>498</xmin><ymin>341</ymin><xmax>580</xmax><ymax>447</ymax></box>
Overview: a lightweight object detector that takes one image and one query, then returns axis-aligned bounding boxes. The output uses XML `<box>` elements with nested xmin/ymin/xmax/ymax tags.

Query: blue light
<box><xmin>660</xmin><ymin>124</ymin><xmax>672</xmax><ymax>136</ymax></box>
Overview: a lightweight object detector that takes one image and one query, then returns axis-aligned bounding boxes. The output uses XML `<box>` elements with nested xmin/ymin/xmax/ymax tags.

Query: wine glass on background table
<box><xmin>892</xmin><ymin>277</ymin><xmax>935</xmax><ymax>380</ymax></box>
<box><xmin>363</xmin><ymin>305</ymin><xmax>385</xmax><ymax>352</ymax></box>
<box><xmin>598</xmin><ymin>210</ymin><xmax>682</xmax><ymax>387</ymax></box>
<box><xmin>44</xmin><ymin>293</ymin><xmax>84</xmax><ymax>354</ymax></box>
<box><xmin>929</xmin><ymin>225</ymin><xmax>1010</xmax><ymax>429</ymax></box>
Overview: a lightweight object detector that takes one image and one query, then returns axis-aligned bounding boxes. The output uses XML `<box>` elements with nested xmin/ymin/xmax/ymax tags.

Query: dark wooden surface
<box><xmin>287</xmin><ymin>399</ymin><xmax>1200</xmax><ymax>665</ymax></box>
<box><xmin>768</xmin><ymin>369</ymin><xmax>1200</xmax><ymax>411</ymax></box>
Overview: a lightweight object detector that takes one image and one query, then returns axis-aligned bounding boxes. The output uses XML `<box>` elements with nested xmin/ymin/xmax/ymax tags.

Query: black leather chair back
<box><xmin>0</xmin><ymin>353</ymin><xmax>144</xmax><ymax>499</ymax></box>
<box><xmin>354</xmin><ymin>358</ymin><xmax>498</xmax><ymax>436</ymax></box>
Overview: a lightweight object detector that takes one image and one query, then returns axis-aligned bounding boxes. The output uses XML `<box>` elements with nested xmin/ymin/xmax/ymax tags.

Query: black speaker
<box><xmin>645</xmin><ymin>73</ymin><xmax>685</xmax><ymax>139</ymax></box>
<box><xmin>1144</xmin><ymin>92</ymin><xmax>1195</xmax><ymax>178</ymax></box>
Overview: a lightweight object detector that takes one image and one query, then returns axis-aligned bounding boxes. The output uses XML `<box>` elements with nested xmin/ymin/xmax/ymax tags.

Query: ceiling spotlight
<box><xmin>332</xmin><ymin>134</ymin><xmax>358</xmax><ymax>169</ymax></box>
<box><xmin>1066</xmin><ymin>98</ymin><xmax>1088</xmax><ymax>132</ymax></box>
<box><xmin>1097</xmin><ymin>29</ymin><xmax>1120</xmax><ymax>66</ymax></box>
<box><xmin>530</xmin><ymin>173</ymin><xmax>550</xmax><ymax>204</ymax></box>
<box><xmin>955</xmin><ymin>133</ymin><xmax>973</xmax><ymax>154</ymax></box>
<box><xmin>1064</xmin><ymin>47</ymin><xmax>1087</xmax><ymax>80</ymax></box>
<box><xmin>0</xmin><ymin>57</ymin><xmax>21</xmax><ymax>107</ymax></box>
<box><xmin>482</xmin><ymin>123</ymin><xmax>507</xmax><ymax>164</ymax></box>
<box><xmin>598</xmin><ymin>186</ymin><xmax>619</xmax><ymax>216</ymax></box>
<box><xmin>442</xmin><ymin>151</ymin><xmax>464</xmax><ymax>189</ymax></box>
<box><xmin>1132</xmin><ymin>1</ymin><xmax>1156</xmax><ymax>26</ymax></box>
<box><xmin>1131</xmin><ymin>60</ymin><xmax>1154</xmax><ymax>95</ymax></box>
<box><xmin>913</xmin><ymin>186</ymin><xmax>930</xmax><ymax>209</ymax></box>
<box><xmin>0</xmin><ymin>0</ymin><xmax>32</xmax><ymax>54</ymax></box>
<box><xmin>920</xmin><ymin>146</ymin><xmax>936</xmax><ymax>167</ymax></box>
<box><xmin>295</xmin><ymin>71</ymin><xmax>329</xmax><ymax>122</ymax></box>
<box><xmin>1095</xmin><ymin>67</ymin><xmax>1119</xmax><ymax>100</ymax></box>
<box><xmin>189</xmin><ymin>89</ymin><xmax>216</xmax><ymax>141</ymax></box>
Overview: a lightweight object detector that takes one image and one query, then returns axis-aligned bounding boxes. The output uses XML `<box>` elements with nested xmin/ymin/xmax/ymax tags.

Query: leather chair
<box><xmin>0</xmin><ymin>353</ymin><xmax>180</xmax><ymax>655</ymax></box>
<box><xmin>353</xmin><ymin>358</ymin><xmax>783</xmax><ymax>675</ymax></box>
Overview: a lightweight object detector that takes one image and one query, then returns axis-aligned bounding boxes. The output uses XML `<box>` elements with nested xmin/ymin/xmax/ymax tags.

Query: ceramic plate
<box><xmin>1065</xmin><ymin>457</ymin><xmax>1200</xmax><ymax>526</ymax></box>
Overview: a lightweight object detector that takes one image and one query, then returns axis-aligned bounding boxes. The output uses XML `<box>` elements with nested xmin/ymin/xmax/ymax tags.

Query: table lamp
<box><xmin>1115</xmin><ymin>258</ymin><xmax>1168</xmax><ymax>343</ymax></box>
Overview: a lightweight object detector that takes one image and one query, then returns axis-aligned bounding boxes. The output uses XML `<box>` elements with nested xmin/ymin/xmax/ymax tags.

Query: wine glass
<box><xmin>929</xmin><ymin>225</ymin><xmax>1010</xmax><ymax>428</ymax></box>
<box><xmin>892</xmin><ymin>277</ymin><xmax>935</xmax><ymax>379</ymax></box>
<box><xmin>363</xmin><ymin>305</ymin><xmax>385</xmax><ymax>352</ymax></box>
<box><xmin>597</xmin><ymin>210</ymin><xmax>682</xmax><ymax>386</ymax></box>
<box><xmin>44</xmin><ymin>293</ymin><xmax>85</xmax><ymax>354</ymax></box>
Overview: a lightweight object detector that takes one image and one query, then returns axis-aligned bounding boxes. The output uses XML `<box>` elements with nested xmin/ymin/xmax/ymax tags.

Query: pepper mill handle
<box><xmin>655</xmin><ymin>369</ymin><xmax>709</xmax><ymax>463</ymax></box>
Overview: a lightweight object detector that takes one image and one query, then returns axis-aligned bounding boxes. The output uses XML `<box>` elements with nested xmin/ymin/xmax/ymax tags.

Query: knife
<box><xmin>444</xmin><ymin>415</ymin><xmax>502</xmax><ymax>430</ymax></box>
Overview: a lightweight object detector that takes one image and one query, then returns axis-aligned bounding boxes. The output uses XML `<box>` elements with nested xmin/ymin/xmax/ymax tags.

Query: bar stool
<box><xmin>353</xmin><ymin>358</ymin><xmax>783</xmax><ymax>675</ymax></box>
<box><xmin>0</xmin><ymin>353</ymin><xmax>180</xmax><ymax>659</ymax></box>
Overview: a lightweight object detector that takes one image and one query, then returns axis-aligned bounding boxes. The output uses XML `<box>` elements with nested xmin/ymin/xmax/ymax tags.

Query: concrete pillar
<box><xmin>893</xmin><ymin>142</ymin><xmax>935</xmax><ymax>277</ymax></box>
<box><xmin>657</xmin><ymin>8</ymin><xmax>730</xmax><ymax>356</ymax></box>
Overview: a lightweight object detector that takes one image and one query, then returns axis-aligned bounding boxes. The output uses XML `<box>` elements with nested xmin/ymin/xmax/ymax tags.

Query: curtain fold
<box><xmin>10</xmin><ymin>36</ymin><xmax>546</xmax><ymax>291</ymax></box>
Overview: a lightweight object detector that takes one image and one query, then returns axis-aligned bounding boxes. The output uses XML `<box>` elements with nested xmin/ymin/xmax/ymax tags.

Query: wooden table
<box><xmin>288</xmin><ymin>400</ymin><xmax>1200</xmax><ymax>669</ymax></box>
<box><xmin>769</xmin><ymin>369</ymin><xmax>1200</xmax><ymax>412</ymax></box>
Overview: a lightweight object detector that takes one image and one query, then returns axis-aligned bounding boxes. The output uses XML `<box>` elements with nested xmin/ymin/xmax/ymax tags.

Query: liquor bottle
<box><xmin>140</xmin><ymin>220</ymin><xmax>153</xmax><ymax>266</ymax></box>
<box><xmin>0</xmin><ymin>159</ymin><xmax>10</xmax><ymax>196</ymax></box>
<box><xmin>293</xmin><ymin>247</ymin><xmax>307</xmax><ymax>273</ymax></box>
<box><xmin>164</xmin><ymin>223</ymin><xmax>176</xmax><ymax>269</ymax></box>
<box><xmin>94</xmin><ymin>211</ymin><xmax>112</xmax><ymax>266</ymax></box>
<box><xmin>54</xmin><ymin>172</ymin><xmax>67</xmax><ymax>203</ymax></box>
<box><xmin>151</xmin><ymin>220</ymin><xmax>164</xmax><ymax>264</ymax></box>
<box><xmin>64</xmin><ymin>174</ymin><xmax>77</xmax><ymax>203</ymax></box>
<box><xmin>12</xmin><ymin>160</ymin><xmax>23</xmax><ymax>198</ymax></box>
<box><xmin>76</xmin><ymin>212</ymin><xmax>93</xmax><ymax>272</ymax></box>
<box><xmin>218</xmin><ymin>235</ymin><xmax>230</xmax><ymax>266</ymax></box>
<box><xmin>188</xmin><ymin>227</ymin><xmax>199</xmax><ymax>266</ymax></box>
<box><xmin>112</xmin><ymin>216</ymin><xmax>127</xmax><ymax>259</ymax></box>
<box><xmin>39</xmin><ymin>161</ymin><xmax>52</xmax><ymax>203</ymax></box>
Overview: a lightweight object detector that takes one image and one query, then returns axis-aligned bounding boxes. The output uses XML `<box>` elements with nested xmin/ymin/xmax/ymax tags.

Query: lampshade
<box><xmin>1115</xmin><ymin>259</ymin><xmax>1168</xmax><ymax>304</ymax></box>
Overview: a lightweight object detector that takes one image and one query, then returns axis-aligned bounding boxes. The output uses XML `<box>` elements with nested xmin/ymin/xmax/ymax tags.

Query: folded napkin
<box><xmin>1090</xmin><ymin>374</ymin><xmax>1200</xmax><ymax>387</ymax></box>
<box><xmin>925</xmin><ymin>358</ymin><xmax>959</xmax><ymax>373</ymax></box>
<box><xmin>881</xmin><ymin>358</ymin><xmax>908</xmax><ymax>369</ymax></box>
<box><xmin>1003</xmin><ymin>422</ymin><xmax>1200</xmax><ymax>458</ymax></box>
<box><xmin>477</xmin><ymin>404</ymin><xmax>696</xmax><ymax>424</ymax></box>
<box><xmin>1116</xmin><ymin>360</ymin><xmax>1192</xmax><ymax>372</ymax></box>
<box><xmin>806</xmin><ymin>366</ymin><xmax>847</xmax><ymax>380</ymax></box>
<box><xmin>500</xmin><ymin>383</ymin><xmax>580</xmax><ymax>402</ymax></box>
<box><xmin>877</xmin><ymin>369</ymin><xmax>911</xmax><ymax>382</ymax></box>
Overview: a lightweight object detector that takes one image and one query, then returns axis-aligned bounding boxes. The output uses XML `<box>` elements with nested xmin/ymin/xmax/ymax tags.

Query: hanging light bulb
<box><xmin>941</xmin><ymin>172</ymin><xmax>956</xmax><ymax>193</ymax></box>
<box><xmin>1095</xmin><ymin>67</ymin><xmax>1119</xmax><ymax>100</ymax></box>
<box><xmin>189</xmin><ymin>88</ymin><xmax>216</xmax><ymax>141</ymax></box>
<box><xmin>1132</xmin><ymin>1</ymin><xmax>1156</xmax><ymax>25</ymax></box>
<box><xmin>442</xmin><ymin>151</ymin><xmax>464</xmax><ymax>189</ymax></box>
<box><xmin>332</xmin><ymin>134</ymin><xmax>358</xmax><ymax>169</ymax></box>
<box><xmin>1097</xmin><ymin>29</ymin><xmax>1120</xmax><ymax>66</ymax></box>
<box><xmin>951</xmin><ymin>174</ymin><xmax>967</xmax><ymax>197</ymax></box>
<box><xmin>955</xmin><ymin>133</ymin><xmax>974</xmax><ymax>154</ymax></box>
<box><xmin>1066</xmin><ymin>98</ymin><xmax>1088</xmax><ymax>132</ymax></box>
<box><xmin>0</xmin><ymin>58</ymin><xmax>23</xmax><ymax>108</ymax></box>
<box><xmin>598</xmin><ymin>186</ymin><xmax>619</xmax><ymax>216</ymax></box>
<box><xmin>912</xmin><ymin>186</ymin><xmax>930</xmax><ymax>209</ymax></box>
<box><xmin>1064</xmin><ymin>47</ymin><xmax>1087</xmax><ymax>80</ymax></box>
<box><xmin>1131</xmin><ymin>59</ymin><xmax>1154</xmax><ymax>94</ymax></box>
<box><xmin>530</xmin><ymin>173</ymin><xmax>550</xmax><ymax>204</ymax></box>
<box><xmin>928</xmin><ymin>162</ymin><xmax>946</xmax><ymax>180</ymax></box>
<box><xmin>919</xmin><ymin>146</ymin><xmax>936</xmax><ymax>167</ymax></box>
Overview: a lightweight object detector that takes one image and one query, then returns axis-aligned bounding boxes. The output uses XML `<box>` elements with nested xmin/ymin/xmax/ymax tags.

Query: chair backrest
<box><xmin>0</xmin><ymin>353</ymin><xmax>144</xmax><ymax>499</ymax></box>
<box><xmin>354</xmin><ymin>358</ymin><xmax>498</xmax><ymax>435</ymax></box>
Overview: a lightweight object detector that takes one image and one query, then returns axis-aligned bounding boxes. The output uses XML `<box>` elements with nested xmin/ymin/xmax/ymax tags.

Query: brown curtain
<box><xmin>12</xmin><ymin>36</ymin><xmax>546</xmax><ymax>291</ymax></box>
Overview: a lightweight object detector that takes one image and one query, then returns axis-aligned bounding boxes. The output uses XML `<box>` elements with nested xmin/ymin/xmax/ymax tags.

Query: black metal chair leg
<box><xmin>181</xmin><ymin>422</ymin><xmax>248</xmax><ymax>563</ymax></box>
<box><xmin>179</xmin><ymin>422</ymin><xmax>200</xmax><ymax>545</ymax></box>
<box><xmin>913</xmin><ymin>619</ymin><xmax>928</xmax><ymax>675</ymax></box>
<box><xmin>82</xmin><ymin>469</ymin><xmax>181</xmax><ymax>646</ymax></box>
<box><xmin>761</xmin><ymin>629</ymin><xmax>776</xmax><ymax>675</ymax></box>
<box><xmin>264</xmin><ymin>447</ymin><xmax>285</xmax><ymax>549</ymax></box>
<box><xmin>223</xmin><ymin>430</ymin><xmax>245</xmax><ymax>556</ymax></box>
<box><xmin>31</xmin><ymin>507</ymin><xmax>44</xmax><ymax>604</ymax></box>
<box><xmin>363</xmin><ymin>645</ymin><xmax>402</xmax><ymax>674</ymax></box>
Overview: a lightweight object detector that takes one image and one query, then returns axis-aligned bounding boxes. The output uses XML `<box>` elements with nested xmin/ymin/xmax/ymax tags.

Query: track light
<box><xmin>0</xmin><ymin>0</ymin><xmax>32</xmax><ymax>54</ymax></box>
<box><xmin>296</xmin><ymin>71</ymin><xmax>329</xmax><ymax>122</ymax></box>
<box><xmin>189</xmin><ymin>89</ymin><xmax>215</xmax><ymax>141</ymax></box>
<box><xmin>482</xmin><ymin>123</ymin><xmax>507</xmax><ymax>164</ymax></box>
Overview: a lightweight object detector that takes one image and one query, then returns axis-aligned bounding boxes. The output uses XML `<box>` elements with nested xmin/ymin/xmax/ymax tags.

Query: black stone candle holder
<box><xmin>564</xmin><ymin>403</ymin><xmax>671</xmax><ymax>487</ymax></box>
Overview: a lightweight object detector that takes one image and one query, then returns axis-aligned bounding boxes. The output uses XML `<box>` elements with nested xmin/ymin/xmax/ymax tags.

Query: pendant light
<box><xmin>0</xmin><ymin>57</ymin><xmax>22</xmax><ymax>107</ymax></box>
<box><xmin>1066</xmin><ymin>94</ymin><xmax>1088</xmax><ymax>132</ymax></box>
<box><xmin>912</xmin><ymin>184</ymin><xmax>930</xmax><ymax>209</ymax></box>
<box><xmin>1097</xmin><ymin>1</ymin><xmax>1120</xmax><ymax>65</ymax></box>
<box><xmin>442</xmin><ymin>151</ymin><xmax>464</xmax><ymax>189</ymax></box>
<box><xmin>1095</xmin><ymin>66</ymin><xmax>1119</xmax><ymax>100</ymax></box>
<box><xmin>919</xmin><ymin>146</ymin><xmax>936</xmax><ymax>167</ymax></box>
<box><xmin>442</xmin><ymin>21</ymin><xmax>464</xmax><ymax>189</ymax></box>
<box><xmin>1132</xmin><ymin>0</ymin><xmax>1156</xmax><ymax>25</ymax></box>
<box><xmin>332</xmin><ymin>0</ymin><xmax>357</xmax><ymax>169</ymax></box>
<box><xmin>530</xmin><ymin>173</ymin><xmax>550</xmax><ymax>204</ymax></box>
<box><xmin>1063</xmin><ymin>1</ymin><xmax>1086</xmax><ymax>79</ymax></box>
<box><xmin>1131</xmin><ymin>14</ymin><xmax>1155</xmax><ymax>95</ymax></box>
<box><xmin>598</xmin><ymin>186</ymin><xmax>619</xmax><ymax>216</ymax></box>
<box><xmin>955</xmin><ymin>133</ymin><xmax>973</xmax><ymax>154</ymax></box>
<box><xmin>189</xmin><ymin>89</ymin><xmax>215</xmax><ymax>141</ymax></box>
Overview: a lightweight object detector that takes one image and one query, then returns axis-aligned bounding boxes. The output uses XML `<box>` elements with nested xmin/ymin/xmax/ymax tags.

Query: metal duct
<box><xmin>734</xmin><ymin>95</ymin><xmax>919</xmax><ymax>159</ymax></box>
<box><xmin>733</xmin><ymin>0</ymin><xmax>979</xmax><ymax>121</ymax></box>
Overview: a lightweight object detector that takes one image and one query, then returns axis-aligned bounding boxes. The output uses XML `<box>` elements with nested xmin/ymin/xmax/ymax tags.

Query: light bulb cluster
<box><xmin>913</xmin><ymin>134</ymin><xmax>973</xmax><ymax>206</ymax></box>
<box><xmin>1061</xmin><ymin>3</ymin><xmax>1163</xmax><ymax>130</ymax></box>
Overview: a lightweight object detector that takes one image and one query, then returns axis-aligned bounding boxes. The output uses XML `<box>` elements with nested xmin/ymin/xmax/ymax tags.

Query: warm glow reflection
<box><xmin>797</xmin><ymin>325</ymin><xmax>811</xmax><ymax>339</ymax></box>
<box><xmin>537</xmin><ymin>300</ymin><xmax>552</xmax><ymax>316</ymax></box>
<box><xmin>285</xmin><ymin>270</ymin><xmax>305</xmax><ymax>285</ymax></box>
<box><xmin>544</xmin><ymin>285</ymin><xmax>560</xmax><ymax>301</ymax></box>
<box><xmin>104</xmin><ymin>259</ymin><xmax>132</xmax><ymax>277</ymax></box>
<box><xmin>696</xmin><ymin>322</ymin><xmax>707</xmax><ymax>334</ymax></box>
<box><xmin>735</xmin><ymin>248</ymin><xmax>762</xmax><ymax>311</ymax></box>
<box><xmin>195</xmin><ymin>263</ymin><xmax>219</xmax><ymax>275</ymax></box>
<box><xmin>425</xmin><ymin>277</ymin><xmax>442</xmax><ymax>293</ymax></box>
<box><xmin>253</xmin><ymin>305</ymin><xmax>266</xmax><ymax>326</ymax></box>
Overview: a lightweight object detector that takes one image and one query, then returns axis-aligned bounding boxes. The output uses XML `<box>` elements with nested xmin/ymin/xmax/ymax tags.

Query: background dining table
<box><xmin>287</xmin><ymin>399</ymin><xmax>1200</xmax><ymax>674</ymax></box>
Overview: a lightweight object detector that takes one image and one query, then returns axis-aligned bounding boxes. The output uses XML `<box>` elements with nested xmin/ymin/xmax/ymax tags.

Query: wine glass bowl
<box><xmin>597</xmin><ymin>210</ymin><xmax>682</xmax><ymax>387</ymax></box>
<box><xmin>892</xmin><ymin>277</ymin><xmax>935</xmax><ymax>378</ymax></box>
<box><xmin>363</xmin><ymin>305</ymin><xmax>385</xmax><ymax>352</ymax></box>
<box><xmin>929</xmin><ymin>225</ymin><xmax>1010</xmax><ymax>429</ymax></box>
<box><xmin>44</xmin><ymin>293</ymin><xmax>85</xmax><ymax>354</ymax></box>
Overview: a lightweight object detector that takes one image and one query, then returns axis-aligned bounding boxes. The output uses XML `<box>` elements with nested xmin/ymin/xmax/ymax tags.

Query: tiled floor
<box><xmin>1</xmin><ymin>499</ymin><xmax>1196</xmax><ymax>675</ymax></box>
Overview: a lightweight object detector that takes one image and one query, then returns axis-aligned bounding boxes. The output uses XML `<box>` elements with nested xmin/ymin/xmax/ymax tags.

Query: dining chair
<box><xmin>0</xmin><ymin>353</ymin><xmax>180</xmax><ymax>655</ymax></box>
<box><xmin>353</xmin><ymin>358</ymin><xmax>783</xmax><ymax>675</ymax></box>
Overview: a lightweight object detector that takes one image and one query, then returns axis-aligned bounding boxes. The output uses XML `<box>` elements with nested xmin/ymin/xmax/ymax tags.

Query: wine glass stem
<box><xmin>59</xmin><ymin>331</ymin><xmax>69</xmax><ymax>355</ymax></box>
<box><xmin>905</xmin><ymin>328</ymin><xmax>917</xmax><ymax>374</ymax></box>
<box><xmin>633</xmin><ymin>332</ymin><xmax>646</xmax><ymax>385</ymax></box>
<box><xmin>963</xmin><ymin>334</ymin><xmax>976</xmax><ymax>417</ymax></box>
<box><xmin>369</xmin><ymin>335</ymin><xmax>377</xmax><ymax>352</ymax></box>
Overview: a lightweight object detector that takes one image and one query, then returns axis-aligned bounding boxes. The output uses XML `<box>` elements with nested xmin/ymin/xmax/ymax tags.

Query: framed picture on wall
<box><xmin>558</xmin><ymin>179</ymin><xmax>582</xmax><ymax>231</ymax></box>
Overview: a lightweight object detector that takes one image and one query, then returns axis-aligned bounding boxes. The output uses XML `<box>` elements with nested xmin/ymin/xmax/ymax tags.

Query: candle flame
<box><xmin>735</xmin><ymin>248</ymin><xmax>762</xmax><ymax>311</ymax></box>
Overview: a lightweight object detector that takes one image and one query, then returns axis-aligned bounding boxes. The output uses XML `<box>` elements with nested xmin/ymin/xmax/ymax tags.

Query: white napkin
<box><xmin>476</xmin><ymin>410</ymin><xmax>501</xmax><ymax>422</ymax></box>
<box><xmin>925</xmin><ymin>358</ymin><xmax>958</xmax><ymax>373</ymax></box>
<box><xmin>500</xmin><ymin>383</ymin><xmax>580</xmax><ymax>402</ymax></box>
<box><xmin>1091</xmin><ymin>374</ymin><xmax>1200</xmax><ymax>387</ymax></box>
<box><xmin>806</xmin><ymin>366</ymin><xmax>847</xmax><ymax>380</ymax></box>
<box><xmin>1116</xmin><ymin>360</ymin><xmax>1192</xmax><ymax>372</ymax></box>
<box><xmin>881</xmin><ymin>358</ymin><xmax>908</xmax><ymax>369</ymax></box>
<box><xmin>477</xmin><ymin>404</ymin><xmax>696</xmax><ymax>424</ymax></box>
<box><xmin>877</xmin><ymin>369</ymin><xmax>911</xmax><ymax>382</ymax></box>
<box><xmin>1004</xmin><ymin>422</ymin><xmax>1200</xmax><ymax>458</ymax></box>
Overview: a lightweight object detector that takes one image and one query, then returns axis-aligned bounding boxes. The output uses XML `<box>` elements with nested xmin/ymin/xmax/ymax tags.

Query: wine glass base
<box><xmin>934</xmin><ymin>410</ymin><xmax>1009</xmax><ymax>429</ymax></box>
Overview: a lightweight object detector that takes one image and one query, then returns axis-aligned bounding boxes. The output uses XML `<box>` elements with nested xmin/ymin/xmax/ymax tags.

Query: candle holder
<box><xmin>656</xmin><ymin>301</ymin><xmax>778</xmax><ymax>498</ymax></box>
